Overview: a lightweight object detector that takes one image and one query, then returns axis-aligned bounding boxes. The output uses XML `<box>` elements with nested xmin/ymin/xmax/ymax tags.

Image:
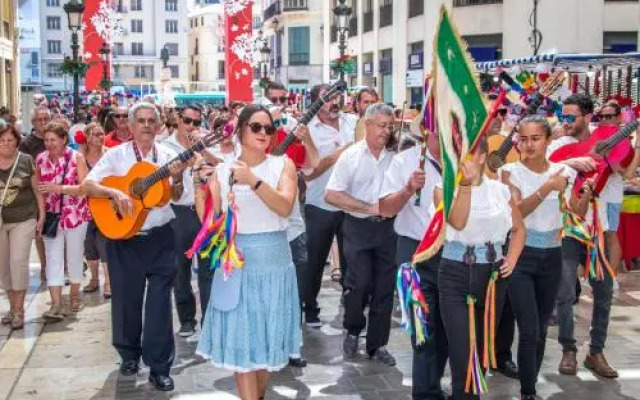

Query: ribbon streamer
<box><xmin>396</xmin><ymin>263</ymin><xmax>430</xmax><ymax>345</ymax></box>
<box><xmin>465</xmin><ymin>295</ymin><xmax>488</xmax><ymax>395</ymax></box>
<box><xmin>482</xmin><ymin>270</ymin><xmax>499</xmax><ymax>370</ymax></box>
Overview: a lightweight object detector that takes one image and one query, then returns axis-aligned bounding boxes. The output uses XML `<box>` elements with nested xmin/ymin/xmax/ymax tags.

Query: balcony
<box><xmin>453</xmin><ymin>0</ymin><xmax>503</xmax><ymax>6</ymax></box>
<box><xmin>379</xmin><ymin>5</ymin><xmax>393</xmax><ymax>28</ymax></box>
<box><xmin>289</xmin><ymin>52</ymin><xmax>309</xmax><ymax>65</ymax></box>
<box><xmin>363</xmin><ymin>11</ymin><xmax>373</xmax><ymax>33</ymax></box>
<box><xmin>348</xmin><ymin>18</ymin><xmax>357</xmax><ymax>37</ymax></box>
<box><xmin>263</xmin><ymin>1</ymin><xmax>281</xmax><ymax>21</ymax></box>
<box><xmin>283</xmin><ymin>0</ymin><xmax>307</xmax><ymax>11</ymax></box>
<box><xmin>409</xmin><ymin>0</ymin><xmax>424</xmax><ymax>17</ymax></box>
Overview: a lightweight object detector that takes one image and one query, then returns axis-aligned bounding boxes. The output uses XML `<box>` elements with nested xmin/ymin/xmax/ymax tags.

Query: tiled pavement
<box><xmin>3</xmin><ymin>261</ymin><xmax>640</xmax><ymax>399</ymax></box>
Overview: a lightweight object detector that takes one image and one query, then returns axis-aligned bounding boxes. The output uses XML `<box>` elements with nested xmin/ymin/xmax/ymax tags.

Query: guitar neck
<box><xmin>602</xmin><ymin>121</ymin><xmax>639</xmax><ymax>151</ymax></box>
<box><xmin>138</xmin><ymin>141</ymin><xmax>207</xmax><ymax>193</ymax></box>
<box><xmin>272</xmin><ymin>96</ymin><xmax>327</xmax><ymax>156</ymax></box>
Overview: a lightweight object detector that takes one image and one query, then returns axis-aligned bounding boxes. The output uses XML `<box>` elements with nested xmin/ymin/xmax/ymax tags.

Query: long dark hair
<box><xmin>234</xmin><ymin>105</ymin><xmax>274</xmax><ymax>144</ymax></box>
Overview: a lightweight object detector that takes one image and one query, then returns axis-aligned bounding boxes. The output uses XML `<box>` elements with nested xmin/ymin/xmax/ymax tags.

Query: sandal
<box><xmin>70</xmin><ymin>295</ymin><xmax>83</xmax><ymax>313</ymax></box>
<box><xmin>1</xmin><ymin>310</ymin><xmax>14</xmax><ymax>324</ymax></box>
<box><xmin>83</xmin><ymin>279</ymin><xmax>100</xmax><ymax>293</ymax></box>
<box><xmin>103</xmin><ymin>283</ymin><xmax>112</xmax><ymax>300</ymax></box>
<box><xmin>11</xmin><ymin>311</ymin><xmax>24</xmax><ymax>330</ymax></box>
<box><xmin>43</xmin><ymin>306</ymin><xmax>64</xmax><ymax>322</ymax></box>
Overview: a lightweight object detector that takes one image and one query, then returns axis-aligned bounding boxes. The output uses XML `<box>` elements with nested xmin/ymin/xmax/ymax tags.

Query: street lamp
<box><xmin>260</xmin><ymin>40</ymin><xmax>271</xmax><ymax>83</ymax></box>
<box><xmin>99</xmin><ymin>42</ymin><xmax>112</xmax><ymax>91</ymax></box>
<box><xmin>63</xmin><ymin>0</ymin><xmax>85</xmax><ymax>123</ymax></box>
<box><xmin>333</xmin><ymin>0</ymin><xmax>352</xmax><ymax>84</ymax></box>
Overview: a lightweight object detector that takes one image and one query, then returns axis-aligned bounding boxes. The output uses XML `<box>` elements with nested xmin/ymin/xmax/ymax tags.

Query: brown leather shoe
<box><xmin>584</xmin><ymin>353</ymin><xmax>619</xmax><ymax>378</ymax></box>
<box><xmin>559</xmin><ymin>350</ymin><xmax>577</xmax><ymax>375</ymax></box>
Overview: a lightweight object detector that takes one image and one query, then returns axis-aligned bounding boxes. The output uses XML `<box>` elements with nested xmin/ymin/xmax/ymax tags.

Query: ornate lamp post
<box><xmin>260</xmin><ymin>40</ymin><xmax>271</xmax><ymax>84</ymax></box>
<box><xmin>99</xmin><ymin>42</ymin><xmax>112</xmax><ymax>91</ymax></box>
<box><xmin>333</xmin><ymin>0</ymin><xmax>352</xmax><ymax>83</ymax></box>
<box><xmin>63</xmin><ymin>0</ymin><xmax>85</xmax><ymax>123</ymax></box>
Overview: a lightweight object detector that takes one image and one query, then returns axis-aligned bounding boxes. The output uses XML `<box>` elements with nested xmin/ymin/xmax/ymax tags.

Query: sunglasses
<box><xmin>113</xmin><ymin>114</ymin><xmax>128</xmax><ymax>119</ymax></box>
<box><xmin>600</xmin><ymin>114</ymin><xmax>618</xmax><ymax>120</ymax></box>
<box><xmin>558</xmin><ymin>114</ymin><xmax>577</xmax><ymax>124</ymax></box>
<box><xmin>248</xmin><ymin>122</ymin><xmax>276</xmax><ymax>135</ymax></box>
<box><xmin>181</xmin><ymin>116</ymin><xmax>202</xmax><ymax>127</ymax></box>
<box><xmin>270</xmin><ymin>96</ymin><xmax>287</xmax><ymax>105</ymax></box>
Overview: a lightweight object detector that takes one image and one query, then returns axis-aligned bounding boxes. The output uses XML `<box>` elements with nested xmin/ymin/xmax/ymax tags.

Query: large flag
<box><xmin>433</xmin><ymin>6</ymin><xmax>488</xmax><ymax>218</ymax></box>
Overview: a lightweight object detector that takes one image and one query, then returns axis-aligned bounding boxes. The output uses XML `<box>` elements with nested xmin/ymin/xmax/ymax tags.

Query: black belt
<box><xmin>172</xmin><ymin>204</ymin><xmax>196</xmax><ymax>211</ymax></box>
<box><xmin>349</xmin><ymin>214</ymin><xmax>393</xmax><ymax>223</ymax></box>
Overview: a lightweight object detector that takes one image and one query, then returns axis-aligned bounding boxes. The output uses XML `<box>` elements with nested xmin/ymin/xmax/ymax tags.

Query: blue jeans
<box><xmin>556</xmin><ymin>237</ymin><xmax>613</xmax><ymax>354</ymax></box>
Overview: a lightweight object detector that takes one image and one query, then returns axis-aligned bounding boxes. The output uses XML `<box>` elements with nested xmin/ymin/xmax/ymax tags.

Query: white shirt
<box><xmin>162</xmin><ymin>133</ymin><xmax>195</xmax><ymax>206</ymax></box>
<box><xmin>599</xmin><ymin>173</ymin><xmax>624</xmax><ymax>204</ymax></box>
<box><xmin>443</xmin><ymin>179</ymin><xmax>513</xmax><ymax>245</ymax></box>
<box><xmin>501</xmin><ymin>162</ymin><xmax>575</xmax><ymax>232</ymax></box>
<box><xmin>326</xmin><ymin>140</ymin><xmax>394</xmax><ymax>218</ymax></box>
<box><xmin>287</xmin><ymin>196</ymin><xmax>305</xmax><ymax>242</ymax></box>
<box><xmin>85</xmin><ymin>141</ymin><xmax>178</xmax><ymax>231</ymax></box>
<box><xmin>380</xmin><ymin>146</ymin><xmax>442</xmax><ymax>241</ymax></box>
<box><xmin>217</xmin><ymin>154</ymin><xmax>289</xmax><ymax>234</ymax></box>
<box><xmin>306</xmin><ymin>113</ymin><xmax>357</xmax><ymax>211</ymax></box>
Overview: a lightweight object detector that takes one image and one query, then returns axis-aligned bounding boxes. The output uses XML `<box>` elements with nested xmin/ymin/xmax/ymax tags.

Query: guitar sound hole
<box><xmin>486</xmin><ymin>152</ymin><xmax>503</xmax><ymax>172</ymax></box>
<box><xmin>129</xmin><ymin>179</ymin><xmax>144</xmax><ymax>200</ymax></box>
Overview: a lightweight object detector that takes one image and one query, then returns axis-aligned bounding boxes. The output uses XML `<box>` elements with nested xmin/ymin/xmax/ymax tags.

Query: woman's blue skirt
<box><xmin>196</xmin><ymin>230</ymin><xmax>302</xmax><ymax>372</ymax></box>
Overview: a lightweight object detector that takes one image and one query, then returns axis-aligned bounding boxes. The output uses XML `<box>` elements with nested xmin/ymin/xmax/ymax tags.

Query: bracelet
<box><xmin>535</xmin><ymin>190</ymin><xmax>544</xmax><ymax>201</ymax></box>
<box><xmin>252</xmin><ymin>179</ymin><xmax>263</xmax><ymax>191</ymax></box>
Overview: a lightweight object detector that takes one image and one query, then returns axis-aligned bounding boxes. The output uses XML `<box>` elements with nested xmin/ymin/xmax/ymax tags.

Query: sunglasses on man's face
<box><xmin>600</xmin><ymin>114</ymin><xmax>618</xmax><ymax>120</ymax></box>
<box><xmin>558</xmin><ymin>114</ymin><xmax>577</xmax><ymax>124</ymax></box>
<box><xmin>270</xmin><ymin>96</ymin><xmax>287</xmax><ymax>105</ymax></box>
<box><xmin>181</xmin><ymin>116</ymin><xmax>202</xmax><ymax>127</ymax></box>
<box><xmin>248</xmin><ymin>122</ymin><xmax>276</xmax><ymax>135</ymax></box>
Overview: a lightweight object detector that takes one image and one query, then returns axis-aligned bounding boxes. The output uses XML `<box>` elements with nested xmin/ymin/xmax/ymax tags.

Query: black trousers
<box><xmin>290</xmin><ymin>233</ymin><xmax>308</xmax><ymax>309</ymax></box>
<box><xmin>106</xmin><ymin>224</ymin><xmax>177</xmax><ymax>375</ymax></box>
<box><xmin>342</xmin><ymin>215</ymin><xmax>397</xmax><ymax>353</ymax></box>
<box><xmin>397</xmin><ymin>236</ymin><xmax>448</xmax><ymax>400</ymax></box>
<box><xmin>170</xmin><ymin>205</ymin><xmax>213</xmax><ymax>327</ymax></box>
<box><xmin>496</xmin><ymin>287</ymin><xmax>515</xmax><ymax>367</ymax></box>
<box><xmin>439</xmin><ymin>258</ymin><xmax>507</xmax><ymax>400</ymax></box>
<box><xmin>303</xmin><ymin>205</ymin><xmax>347</xmax><ymax>320</ymax></box>
<box><xmin>509</xmin><ymin>246</ymin><xmax>562</xmax><ymax>396</ymax></box>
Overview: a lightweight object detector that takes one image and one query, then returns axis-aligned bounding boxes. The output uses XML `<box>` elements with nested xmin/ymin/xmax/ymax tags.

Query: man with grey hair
<box><xmin>105</xmin><ymin>106</ymin><xmax>132</xmax><ymax>147</ymax></box>
<box><xmin>82</xmin><ymin>102</ymin><xmax>187</xmax><ymax>392</ymax></box>
<box><xmin>324</xmin><ymin>103</ymin><xmax>398</xmax><ymax>366</ymax></box>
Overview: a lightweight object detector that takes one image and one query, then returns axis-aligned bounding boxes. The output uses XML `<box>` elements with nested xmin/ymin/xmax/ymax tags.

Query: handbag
<box><xmin>0</xmin><ymin>152</ymin><xmax>21</xmax><ymax>230</ymax></box>
<box><xmin>42</xmin><ymin>152</ymin><xmax>70</xmax><ymax>238</ymax></box>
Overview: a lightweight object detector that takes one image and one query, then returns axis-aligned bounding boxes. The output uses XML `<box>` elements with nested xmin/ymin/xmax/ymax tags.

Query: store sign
<box><xmin>408</xmin><ymin>52</ymin><xmax>423</xmax><ymax>70</ymax></box>
<box><xmin>363</xmin><ymin>62</ymin><xmax>374</xmax><ymax>76</ymax></box>
<box><xmin>406</xmin><ymin>69</ymin><xmax>424</xmax><ymax>88</ymax></box>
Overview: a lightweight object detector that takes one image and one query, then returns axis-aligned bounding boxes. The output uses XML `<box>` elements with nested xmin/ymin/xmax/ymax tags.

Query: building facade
<box><xmin>39</xmin><ymin>0</ymin><xmax>189</xmax><ymax>94</ymax></box>
<box><xmin>0</xmin><ymin>0</ymin><xmax>18</xmax><ymax>111</ymax></box>
<box><xmin>324</xmin><ymin>0</ymin><xmax>640</xmax><ymax>107</ymax></box>
<box><xmin>261</xmin><ymin>0</ymin><xmax>324</xmax><ymax>92</ymax></box>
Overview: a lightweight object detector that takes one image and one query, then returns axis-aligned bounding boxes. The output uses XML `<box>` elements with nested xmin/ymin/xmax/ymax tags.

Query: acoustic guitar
<box><xmin>486</xmin><ymin>70</ymin><xmax>565</xmax><ymax>179</ymax></box>
<box><xmin>89</xmin><ymin>132</ymin><xmax>226</xmax><ymax>240</ymax></box>
<box><xmin>549</xmin><ymin>122</ymin><xmax>637</xmax><ymax>196</ymax></box>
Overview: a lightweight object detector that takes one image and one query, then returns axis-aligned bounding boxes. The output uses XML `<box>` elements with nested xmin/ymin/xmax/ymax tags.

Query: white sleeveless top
<box><xmin>444</xmin><ymin>178</ymin><xmax>513</xmax><ymax>245</ymax></box>
<box><xmin>501</xmin><ymin>162</ymin><xmax>575</xmax><ymax>232</ymax></box>
<box><xmin>217</xmin><ymin>154</ymin><xmax>289</xmax><ymax>234</ymax></box>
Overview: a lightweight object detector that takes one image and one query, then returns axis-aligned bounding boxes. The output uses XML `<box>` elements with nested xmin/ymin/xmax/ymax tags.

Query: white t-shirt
<box><xmin>443</xmin><ymin>178</ymin><xmax>513</xmax><ymax>245</ymax></box>
<box><xmin>380</xmin><ymin>146</ymin><xmax>442</xmax><ymax>241</ymax></box>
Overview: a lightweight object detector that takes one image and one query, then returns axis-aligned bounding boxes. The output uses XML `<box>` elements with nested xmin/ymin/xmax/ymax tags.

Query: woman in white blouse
<box><xmin>434</xmin><ymin>136</ymin><xmax>525</xmax><ymax>400</ymax></box>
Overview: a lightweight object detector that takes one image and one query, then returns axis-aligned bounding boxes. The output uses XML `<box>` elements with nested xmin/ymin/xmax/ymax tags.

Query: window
<box><xmin>131</xmin><ymin>0</ymin><xmax>142</xmax><ymax>11</ymax></box>
<box><xmin>169</xmin><ymin>66</ymin><xmax>179</xmax><ymax>78</ymax></box>
<box><xmin>288</xmin><ymin>26</ymin><xmax>310</xmax><ymax>65</ymax></box>
<box><xmin>409</xmin><ymin>0</ymin><xmax>424</xmax><ymax>17</ymax></box>
<box><xmin>165</xmin><ymin>20</ymin><xmax>178</xmax><ymax>33</ymax></box>
<box><xmin>134</xmin><ymin>66</ymin><xmax>147</xmax><ymax>78</ymax></box>
<box><xmin>165</xmin><ymin>0</ymin><xmax>178</xmax><ymax>11</ymax></box>
<box><xmin>201</xmin><ymin>17</ymin><xmax>204</xmax><ymax>26</ymax></box>
<box><xmin>113</xmin><ymin>42</ymin><xmax>124</xmax><ymax>55</ymax></box>
<box><xmin>165</xmin><ymin>43</ymin><xmax>179</xmax><ymax>56</ymax></box>
<box><xmin>30</xmin><ymin>52</ymin><xmax>38</xmax><ymax>65</ymax></box>
<box><xmin>46</xmin><ymin>16</ymin><xmax>61</xmax><ymax>30</ymax></box>
<box><xmin>603</xmin><ymin>31</ymin><xmax>638</xmax><ymax>53</ymax></box>
<box><xmin>194</xmin><ymin>38</ymin><xmax>199</xmax><ymax>55</ymax></box>
<box><xmin>47</xmin><ymin>40</ymin><xmax>61</xmax><ymax>54</ymax></box>
<box><xmin>46</xmin><ymin>63</ymin><xmax>62</xmax><ymax>78</ymax></box>
<box><xmin>218</xmin><ymin>60</ymin><xmax>225</xmax><ymax>79</ymax></box>
<box><xmin>453</xmin><ymin>0</ymin><xmax>502</xmax><ymax>5</ymax></box>
<box><xmin>380</xmin><ymin>0</ymin><xmax>393</xmax><ymax>28</ymax></box>
<box><xmin>131</xmin><ymin>42</ymin><xmax>143</xmax><ymax>55</ymax></box>
<box><xmin>131</xmin><ymin>20</ymin><xmax>143</xmax><ymax>33</ymax></box>
<box><xmin>46</xmin><ymin>0</ymin><xmax>60</xmax><ymax>6</ymax></box>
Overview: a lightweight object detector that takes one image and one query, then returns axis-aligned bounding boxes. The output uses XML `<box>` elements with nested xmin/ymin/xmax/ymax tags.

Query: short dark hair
<box><xmin>356</xmin><ymin>87</ymin><xmax>378</xmax><ymax>103</ymax></box>
<box><xmin>181</xmin><ymin>104</ymin><xmax>203</xmax><ymax>116</ymax></box>
<box><xmin>564</xmin><ymin>94</ymin><xmax>594</xmax><ymax>115</ymax></box>
<box><xmin>310</xmin><ymin>83</ymin><xmax>331</xmax><ymax>103</ymax></box>
<box><xmin>234</xmin><ymin>105</ymin><xmax>274</xmax><ymax>144</ymax></box>
<box><xmin>0</xmin><ymin>124</ymin><xmax>21</xmax><ymax>146</ymax></box>
<box><xmin>265</xmin><ymin>82</ymin><xmax>286</xmax><ymax>98</ymax></box>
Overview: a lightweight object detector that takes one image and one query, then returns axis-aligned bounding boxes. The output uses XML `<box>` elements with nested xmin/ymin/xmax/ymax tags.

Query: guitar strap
<box><xmin>132</xmin><ymin>141</ymin><xmax>158</xmax><ymax>164</ymax></box>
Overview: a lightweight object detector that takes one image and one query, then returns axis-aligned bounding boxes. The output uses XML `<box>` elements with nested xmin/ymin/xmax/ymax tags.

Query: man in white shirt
<box><xmin>379</xmin><ymin>128</ymin><xmax>449</xmax><ymax>395</ymax></box>
<box><xmin>162</xmin><ymin>104</ymin><xmax>213</xmax><ymax>339</ymax></box>
<box><xmin>303</xmin><ymin>83</ymin><xmax>357</xmax><ymax>328</ymax></box>
<box><xmin>82</xmin><ymin>102</ymin><xmax>187</xmax><ymax>392</ymax></box>
<box><xmin>325</xmin><ymin>103</ymin><xmax>396</xmax><ymax>366</ymax></box>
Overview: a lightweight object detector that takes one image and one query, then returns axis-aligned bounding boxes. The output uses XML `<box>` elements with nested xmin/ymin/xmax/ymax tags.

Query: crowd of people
<box><xmin>0</xmin><ymin>80</ymin><xmax>638</xmax><ymax>400</ymax></box>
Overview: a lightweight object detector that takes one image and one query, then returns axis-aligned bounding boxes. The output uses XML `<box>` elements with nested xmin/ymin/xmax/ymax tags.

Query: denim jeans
<box><xmin>556</xmin><ymin>237</ymin><xmax>613</xmax><ymax>354</ymax></box>
<box><xmin>397</xmin><ymin>236</ymin><xmax>447</xmax><ymax>400</ymax></box>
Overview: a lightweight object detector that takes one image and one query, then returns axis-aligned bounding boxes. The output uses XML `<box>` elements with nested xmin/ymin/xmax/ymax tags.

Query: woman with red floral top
<box><xmin>36</xmin><ymin>122</ymin><xmax>90</xmax><ymax>320</ymax></box>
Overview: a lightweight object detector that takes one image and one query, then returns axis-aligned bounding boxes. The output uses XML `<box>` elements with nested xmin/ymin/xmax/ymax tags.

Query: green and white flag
<box><xmin>433</xmin><ymin>6</ymin><xmax>488</xmax><ymax>218</ymax></box>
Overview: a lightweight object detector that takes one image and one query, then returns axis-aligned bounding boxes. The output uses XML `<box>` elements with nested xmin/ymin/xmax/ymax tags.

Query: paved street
<box><xmin>2</xmin><ymin>256</ymin><xmax>640</xmax><ymax>400</ymax></box>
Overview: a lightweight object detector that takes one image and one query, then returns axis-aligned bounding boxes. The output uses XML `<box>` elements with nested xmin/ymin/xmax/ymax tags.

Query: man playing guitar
<box><xmin>82</xmin><ymin>103</ymin><xmax>187</xmax><ymax>392</ymax></box>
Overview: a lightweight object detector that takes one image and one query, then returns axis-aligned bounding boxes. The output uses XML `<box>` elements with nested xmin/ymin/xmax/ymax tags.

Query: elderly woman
<box><xmin>0</xmin><ymin>124</ymin><xmax>45</xmax><ymax>330</ymax></box>
<box><xmin>36</xmin><ymin>122</ymin><xmax>90</xmax><ymax>320</ymax></box>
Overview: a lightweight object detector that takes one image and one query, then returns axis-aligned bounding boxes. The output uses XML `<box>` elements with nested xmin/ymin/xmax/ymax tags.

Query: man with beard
<box><xmin>550</xmin><ymin>94</ymin><xmax>618</xmax><ymax>378</ymax></box>
<box><xmin>303</xmin><ymin>83</ymin><xmax>357</xmax><ymax>328</ymax></box>
<box><xmin>325</xmin><ymin>103</ymin><xmax>397</xmax><ymax>366</ymax></box>
<box><xmin>105</xmin><ymin>106</ymin><xmax>133</xmax><ymax>148</ymax></box>
<box><xmin>354</xmin><ymin>88</ymin><xmax>379</xmax><ymax>142</ymax></box>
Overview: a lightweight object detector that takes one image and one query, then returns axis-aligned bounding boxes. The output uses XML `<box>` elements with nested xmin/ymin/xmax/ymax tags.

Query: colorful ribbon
<box><xmin>396</xmin><ymin>263</ymin><xmax>430</xmax><ymax>345</ymax></box>
<box><xmin>465</xmin><ymin>295</ymin><xmax>488</xmax><ymax>395</ymax></box>
<box><xmin>482</xmin><ymin>270</ymin><xmax>499</xmax><ymax>370</ymax></box>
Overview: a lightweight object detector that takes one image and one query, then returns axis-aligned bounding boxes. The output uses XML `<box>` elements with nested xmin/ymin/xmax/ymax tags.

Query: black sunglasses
<box><xmin>497</xmin><ymin>108</ymin><xmax>508</xmax><ymax>117</ymax></box>
<box><xmin>600</xmin><ymin>114</ymin><xmax>618</xmax><ymax>120</ymax></box>
<box><xmin>248</xmin><ymin>122</ymin><xmax>276</xmax><ymax>135</ymax></box>
<box><xmin>181</xmin><ymin>116</ymin><xmax>202</xmax><ymax>127</ymax></box>
<box><xmin>270</xmin><ymin>96</ymin><xmax>287</xmax><ymax>105</ymax></box>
